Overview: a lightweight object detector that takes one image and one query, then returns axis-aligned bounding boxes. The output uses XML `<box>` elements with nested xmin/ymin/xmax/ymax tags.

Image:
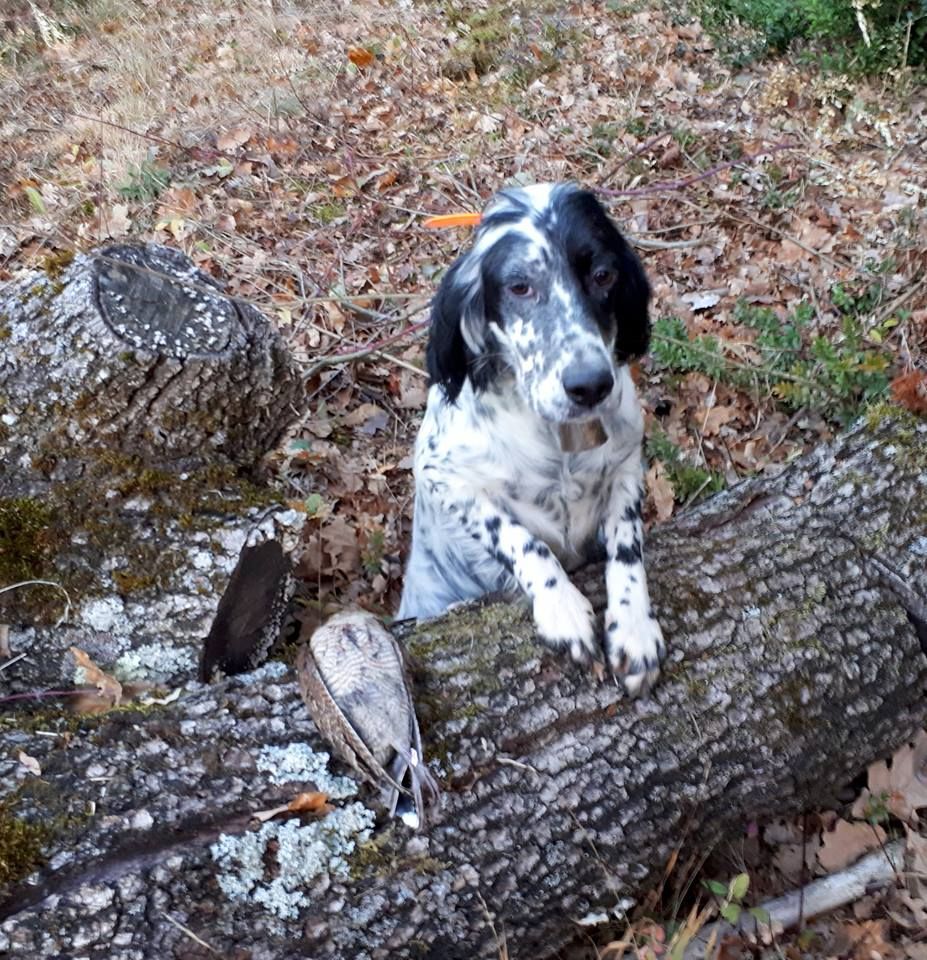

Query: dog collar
<box><xmin>558</xmin><ymin>419</ymin><xmax>608</xmax><ymax>452</ymax></box>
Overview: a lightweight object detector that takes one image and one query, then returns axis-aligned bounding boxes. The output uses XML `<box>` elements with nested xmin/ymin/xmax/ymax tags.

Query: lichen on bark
<box><xmin>0</xmin><ymin>244</ymin><xmax>305</xmax><ymax>691</ymax></box>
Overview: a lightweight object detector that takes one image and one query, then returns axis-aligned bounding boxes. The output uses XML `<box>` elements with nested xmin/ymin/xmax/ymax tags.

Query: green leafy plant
<box><xmin>116</xmin><ymin>161</ymin><xmax>172</xmax><ymax>202</ymax></box>
<box><xmin>758</xmin><ymin>164</ymin><xmax>804</xmax><ymax>210</ymax></box>
<box><xmin>651</xmin><ymin>288</ymin><xmax>893</xmax><ymax>424</ymax></box>
<box><xmin>703</xmin><ymin>872</ymin><xmax>770</xmax><ymax>926</ymax></box>
<box><xmin>646</xmin><ymin>429</ymin><xmax>725</xmax><ymax>502</ymax></box>
<box><xmin>861</xmin><ymin>790</ymin><xmax>892</xmax><ymax>825</ymax></box>
<box><xmin>693</xmin><ymin>0</ymin><xmax>927</xmax><ymax>73</ymax></box>
<box><xmin>361</xmin><ymin>527</ymin><xmax>387</xmax><ymax>577</ymax></box>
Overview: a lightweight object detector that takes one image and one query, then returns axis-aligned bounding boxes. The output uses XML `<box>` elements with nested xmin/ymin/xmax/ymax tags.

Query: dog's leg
<box><xmin>603</xmin><ymin>467</ymin><xmax>665</xmax><ymax>695</ymax></box>
<box><xmin>449</xmin><ymin>495</ymin><xmax>599</xmax><ymax>665</ymax></box>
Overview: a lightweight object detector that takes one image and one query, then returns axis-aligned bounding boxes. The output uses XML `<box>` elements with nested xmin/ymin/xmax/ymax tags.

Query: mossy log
<box><xmin>1</xmin><ymin>413</ymin><xmax>925</xmax><ymax>959</ymax></box>
<box><xmin>0</xmin><ymin>245</ymin><xmax>305</xmax><ymax>691</ymax></box>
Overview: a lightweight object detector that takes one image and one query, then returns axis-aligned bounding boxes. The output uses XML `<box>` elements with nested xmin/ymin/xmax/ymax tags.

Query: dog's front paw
<box><xmin>605</xmin><ymin>607</ymin><xmax>665</xmax><ymax>697</ymax></box>
<box><xmin>532</xmin><ymin>579</ymin><xmax>598</xmax><ymax>665</ymax></box>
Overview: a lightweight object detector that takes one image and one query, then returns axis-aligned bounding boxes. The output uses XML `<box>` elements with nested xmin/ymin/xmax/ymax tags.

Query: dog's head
<box><xmin>427</xmin><ymin>182</ymin><xmax>650</xmax><ymax>422</ymax></box>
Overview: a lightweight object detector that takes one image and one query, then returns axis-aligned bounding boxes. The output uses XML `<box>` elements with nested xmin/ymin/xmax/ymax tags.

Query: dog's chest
<box><xmin>419</xmin><ymin>385</ymin><xmax>639</xmax><ymax>568</ymax></box>
<box><xmin>504</xmin><ymin>439</ymin><xmax>612</xmax><ymax>565</ymax></box>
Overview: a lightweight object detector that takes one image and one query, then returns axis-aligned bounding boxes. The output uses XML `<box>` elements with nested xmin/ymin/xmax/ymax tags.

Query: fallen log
<box><xmin>0</xmin><ymin>245</ymin><xmax>304</xmax><ymax>691</ymax></box>
<box><xmin>0</xmin><ymin>411</ymin><xmax>924</xmax><ymax>959</ymax></box>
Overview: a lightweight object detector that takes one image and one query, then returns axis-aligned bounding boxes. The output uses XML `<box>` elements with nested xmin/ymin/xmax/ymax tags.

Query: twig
<box><xmin>597</xmin><ymin>142</ymin><xmax>800</xmax><ymax>200</ymax></box>
<box><xmin>475</xmin><ymin>891</ymin><xmax>509</xmax><ymax>960</ymax></box>
<box><xmin>62</xmin><ymin>110</ymin><xmax>267</xmax><ymax>165</ymax></box>
<box><xmin>799</xmin><ymin>812</ymin><xmax>808</xmax><ymax>929</ymax></box>
<box><xmin>597</xmin><ymin>131</ymin><xmax>673</xmax><ymax>186</ymax></box>
<box><xmin>0</xmin><ymin>653</ymin><xmax>27</xmax><ymax>673</ymax></box>
<box><xmin>0</xmin><ymin>689</ymin><xmax>87</xmax><ymax>704</ymax></box>
<box><xmin>160</xmin><ymin>913</ymin><xmax>220</xmax><ymax>955</ymax></box>
<box><xmin>874</xmin><ymin>274</ymin><xmax>927</xmax><ymax>324</ymax></box>
<box><xmin>496</xmin><ymin>755</ymin><xmax>539</xmax><ymax>775</ymax></box>
<box><xmin>629</xmin><ymin>236</ymin><xmax>702</xmax><ymax>250</ymax></box>
<box><xmin>630</xmin><ymin>218</ymin><xmax>718</xmax><ymax>235</ymax></box>
<box><xmin>723</xmin><ymin>212</ymin><xmax>850</xmax><ymax>272</ymax></box>
<box><xmin>0</xmin><ymin>580</ymin><xmax>72</xmax><ymax>627</ymax></box>
<box><xmin>304</xmin><ymin>319</ymin><xmax>430</xmax><ymax>378</ymax></box>
<box><xmin>683</xmin><ymin>839</ymin><xmax>905</xmax><ymax>959</ymax></box>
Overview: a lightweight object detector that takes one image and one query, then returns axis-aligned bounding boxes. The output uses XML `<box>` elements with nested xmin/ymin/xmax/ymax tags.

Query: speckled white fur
<box><xmin>399</xmin><ymin>183</ymin><xmax>665</xmax><ymax>694</ymax></box>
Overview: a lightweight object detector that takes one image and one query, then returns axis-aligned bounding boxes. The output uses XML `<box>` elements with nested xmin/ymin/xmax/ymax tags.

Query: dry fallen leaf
<box><xmin>107</xmin><ymin>202</ymin><xmax>131</xmax><ymax>238</ymax></box>
<box><xmin>288</xmin><ymin>791</ymin><xmax>333</xmax><ymax>814</ymax></box>
<box><xmin>817</xmin><ymin>818</ymin><xmax>887</xmax><ymax>873</ymax></box>
<box><xmin>69</xmin><ymin>646</ymin><xmax>123</xmax><ymax>708</ymax></box>
<box><xmin>252</xmin><ymin>791</ymin><xmax>333</xmax><ymax>823</ymax></box>
<box><xmin>646</xmin><ymin>461</ymin><xmax>675</xmax><ymax>522</ymax></box>
<box><xmin>0</xmin><ymin>623</ymin><xmax>10</xmax><ymax>659</ymax></box>
<box><xmin>772</xmin><ymin>836</ymin><xmax>820</xmax><ymax>882</ymax></box>
<box><xmin>681</xmin><ymin>291</ymin><xmax>722</xmax><ymax>311</ymax></box>
<box><xmin>216</xmin><ymin>126</ymin><xmax>252</xmax><ymax>151</ymax></box>
<box><xmin>347</xmin><ymin>46</ymin><xmax>375</xmax><ymax>68</ymax></box>
<box><xmin>891</xmin><ymin>371</ymin><xmax>927</xmax><ymax>416</ymax></box>
<box><xmin>701</xmin><ymin>404</ymin><xmax>737</xmax><ymax>436</ymax></box>
<box><xmin>157</xmin><ymin>185</ymin><xmax>197</xmax><ymax>218</ymax></box>
<box><xmin>265</xmin><ymin>135</ymin><xmax>299</xmax><ymax>159</ymax></box>
<box><xmin>69</xmin><ymin>689</ymin><xmax>123</xmax><ymax>715</ymax></box>
<box><xmin>831</xmin><ymin>919</ymin><xmax>894</xmax><ymax>960</ymax></box>
<box><xmin>17</xmin><ymin>751</ymin><xmax>41</xmax><ymax>776</ymax></box>
<box><xmin>345</xmin><ymin>403</ymin><xmax>389</xmax><ymax>436</ymax></box>
<box><xmin>866</xmin><ymin>731</ymin><xmax>927</xmax><ymax>822</ymax></box>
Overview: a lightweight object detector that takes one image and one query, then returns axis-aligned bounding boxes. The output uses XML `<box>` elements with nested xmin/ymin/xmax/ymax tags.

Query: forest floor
<box><xmin>1</xmin><ymin>0</ymin><xmax>926</xmax><ymax>957</ymax></box>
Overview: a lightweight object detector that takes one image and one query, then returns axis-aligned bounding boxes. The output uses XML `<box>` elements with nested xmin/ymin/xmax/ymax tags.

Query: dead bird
<box><xmin>297</xmin><ymin>610</ymin><xmax>440</xmax><ymax>829</ymax></box>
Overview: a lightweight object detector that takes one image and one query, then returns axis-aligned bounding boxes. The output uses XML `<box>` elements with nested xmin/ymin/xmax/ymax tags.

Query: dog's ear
<box><xmin>610</xmin><ymin>238</ymin><xmax>651</xmax><ymax>362</ymax></box>
<box><xmin>560</xmin><ymin>187</ymin><xmax>652</xmax><ymax>362</ymax></box>
<box><xmin>426</xmin><ymin>260</ymin><xmax>476</xmax><ymax>403</ymax></box>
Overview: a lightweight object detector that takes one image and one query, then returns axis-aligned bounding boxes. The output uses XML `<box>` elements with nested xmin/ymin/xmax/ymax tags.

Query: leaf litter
<box><xmin>1</xmin><ymin>0</ymin><xmax>926</xmax><ymax>953</ymax></box>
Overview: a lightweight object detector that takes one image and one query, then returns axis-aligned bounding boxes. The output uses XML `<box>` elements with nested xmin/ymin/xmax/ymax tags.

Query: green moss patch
<box><xmin>0</xmin><ymin>451</ymin><xmax>283</xmax><ymax>625</ymax></box>
<box><xmin>0</xmin><ymin>497</ymin><xmax>57</xmax><ymax>583</ymax></box>
<box><xmin>0</xmin><ymin>798</ymin><xmax>53</xmax><ymax>890</ymax></box>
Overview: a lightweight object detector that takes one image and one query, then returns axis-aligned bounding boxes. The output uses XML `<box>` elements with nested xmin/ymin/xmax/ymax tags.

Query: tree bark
<box><xmin>0</xmin><ymin>245</ymin><xmax>304</xmax><ymax>691</ymax></box>
<box><xmin>0</xmin><ymin>243</ymin><xmax>302</xmax><ymax>478</ymax></box>
<box><xmin>1</xmin><ymin>413</ymin><xmax>924</xmax><ymax>959</ymax></box>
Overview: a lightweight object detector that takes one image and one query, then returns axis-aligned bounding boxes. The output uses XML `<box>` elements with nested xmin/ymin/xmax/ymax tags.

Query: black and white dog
<box><xmin>399</xmin><ymin>183</ymin><xmax>665</xmax><ymax>694</ymax></box>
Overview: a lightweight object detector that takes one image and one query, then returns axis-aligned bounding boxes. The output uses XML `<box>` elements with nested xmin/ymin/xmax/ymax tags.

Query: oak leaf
<box><xmin>347</xmin><ymin>46</ymin><xmax>375</xmax><ymax>68</ymax></box>
<box><xmin>69</xmin><ymin>646</ymin><xmax>123</xmax><ymax>707</ymax></box>
<box><xmin>817</xmin><ymin>818</ymin><xmax>886</xmax><ymax>873</ymax></box>
<box><xmin>646</xmin><ymin>461</ymin><xmax>675</xmax><ymax>522</ymax></box>
<box><xmin>891</xmin><ymin>371</ymin><xmax>927</xmax><ymax>417</ymax></box>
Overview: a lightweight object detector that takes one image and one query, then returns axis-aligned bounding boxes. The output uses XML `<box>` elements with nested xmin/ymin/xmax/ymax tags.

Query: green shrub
<box><xmin>117</xmin><ymin>161</ymin><xmax>171</xmax><ymax>203</ymax></box>
<box><xmin>693</xmin><ymin>0</ymin><xmax>927</xmax><ymax>73</ymax></box>
<box><xmin>645</xmin><ymin>429</ymin><xmax>726</xmax><ymax>501</ymax></box>
<box><xmin>651</xmin><ymin>288</ymin><xmax>895</xmax><ymax>424</ymax></box>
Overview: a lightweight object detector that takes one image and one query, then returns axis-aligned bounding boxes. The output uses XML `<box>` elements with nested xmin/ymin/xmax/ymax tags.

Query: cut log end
<box><xmin>95</xmin><ymin>244</ymin><xmax>243</xmax><ymax>357</ymax></box>
<box><xmin>0</xmin><ymin>242</ymin><xmax>305</xmax><ymax>474</ymax></box>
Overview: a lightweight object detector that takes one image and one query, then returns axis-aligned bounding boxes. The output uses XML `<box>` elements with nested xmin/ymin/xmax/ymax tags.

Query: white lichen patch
<box><xmin>210</xmin><ymin>804</ymin><xmax>375</xmax><ymax>919</ymax></box>
<box><xmin>80</xmin><ymin>596</ymin><xmax>126</xmax><ymax>632</ymax></box>
<box><xmin>113</xmin><ymin>642</ymin><xmax>197</xmax><ymax>682</ymax></box>
<box><xmin>910</xmin><ymin>536</ymin><xmax>927</xmax><ymax>557</ymax></box>
<box><xmin>245</xmin><ymin>660</ymin><xmax>289</xmax><ymax>681</ymax></box>
<box><xmin>256</xmin><ymin>742</ymin><xmax>358</xmax><ymax>799</ymax></box>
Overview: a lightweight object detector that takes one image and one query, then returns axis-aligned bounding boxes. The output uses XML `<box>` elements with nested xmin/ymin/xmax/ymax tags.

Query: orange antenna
<box><xmin>423</xmin><ymin>212</ymin><xmax>483</xmax><ymax>229</ymax></box>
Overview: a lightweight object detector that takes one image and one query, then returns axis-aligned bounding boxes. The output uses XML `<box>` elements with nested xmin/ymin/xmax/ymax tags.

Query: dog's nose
<box><xmin>562</xmin><ymin>362</ymin><xmax>614</xmax><ymax>408</ymax></box>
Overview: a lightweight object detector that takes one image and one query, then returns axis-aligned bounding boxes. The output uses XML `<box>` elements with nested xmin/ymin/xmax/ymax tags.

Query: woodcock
<box><xmin>297</xmin><ymin>610</ymin><xmax>440</xmax><ymax>829</ymax></box>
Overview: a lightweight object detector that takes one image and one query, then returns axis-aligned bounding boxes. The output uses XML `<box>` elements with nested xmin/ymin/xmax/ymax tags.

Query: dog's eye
<box><xmin>592</xmin><ymin>268</ymin><xmax>614</xmax><ymax>288</ymax></box>
<box><xmin>509</xmin><ymin>282</ymin><xmax>533</xmax><ymax>297</ymax></box>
